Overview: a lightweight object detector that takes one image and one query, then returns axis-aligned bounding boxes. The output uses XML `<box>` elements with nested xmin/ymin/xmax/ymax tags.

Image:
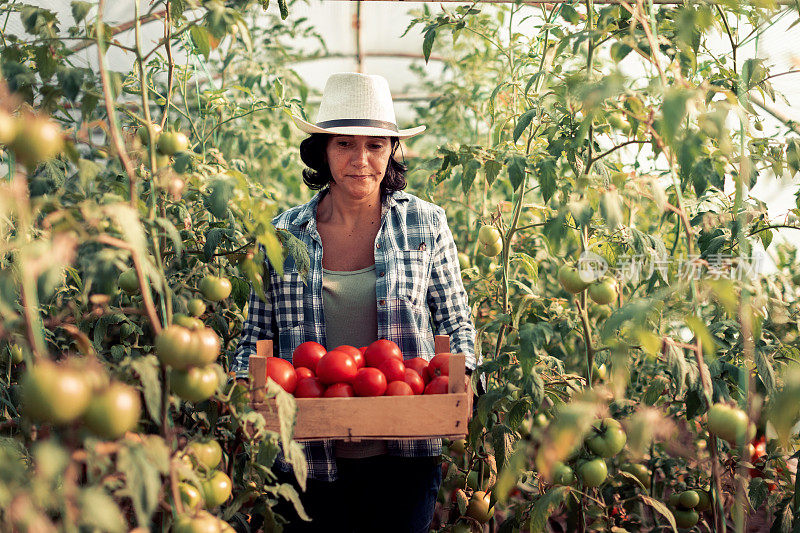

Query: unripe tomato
<box><xmin>9</xmin><ymin>344</ymin><xmax>24</xmax><ymax>365</ymax></box>
<box><xmin>449</xmin><ymin>439</ymin><xmax>466</xmax><ymax>455</ymax></box>
<box><xmin>186</xmin><ymin>439</ymin><xmax>223</xmax><ymax>469</ymax></box>
<box><xmin>353</xmin><ymin>367</ymin><xmax>388</xmax><ymax>397</ymax></box>
<box><xmin>679</xmin><ymin>490</ymin><xmax>700</xmax><ymax>509</ymax></box>
<box><xmin>405</xmin><ymin>357</ymin><xmax>429</xmax><ymax>380</ymax></box>
<box><xmin>118</xmin><ymin>268</ymin><xmax>139</xmax><ymax>295</ymax></box>
<box><xmin>386</xmin><ymin>380</ymin><xmax>414</xmax><ymax>396</ymax></box>
<box><xmin>177</xmin><ymin>482</ymin><xmax>204</xmax><ymax>511</ymax></box>
<box><xmin>172</xmin><ymin>511</ymin><xmax>220</xmax><ymax>533</ymax></box>
<box><xmin>377</xmin><ymin>358</ymin><xmax>405</xmax><ymax>382</ymax></box>
<box><xmin>672</xmin><ymin>508</ymin><xmax>699</xmax><ymax>528</ymax></box>
<box><xmin>292</xmin><ymin>341</ymin><xmax>327</xmax><ymax>373</ymax></box>
<box><xmin>457</xmin><ymin>252</ymin><xmax>471</xmax><ymax>270</ymax></box>
<box><xmin>188</xmin><ymin>298</ymin><xmax>207</xmax><ymax>317</ymax></box>
<box><xmin>707</xmin><ymin>403</ymin><xmax>755</xmax><ymax>445</ymax></box>
<box><xmin>155</xmin><ymin>325</ymin><xmax>195</xmax><ymax>370</ymax></box>
<box><xmin>199</xmin><ymin>275</ymin><xmax>232</xmax><ymax>302</ymax></box>
<box><xmin>294</xmin><ymin>377</ymin><xmax>326</xmax><ymax>398</ymax></box>
<box><xmin>403</xmin><ymin>368</ymin><xmax>425</xmax><ymax>395</ymax></box>
<box><xmin>620</xmin><ymin>463</ymin><xmax>650</xmax><ymax>487</ymax></box>
<box><xmin>424</xmin><ymin>375</ymin><xmax>449</xmax><ymax>394</ymax></box>
<box><xmin>552</xmin><ymin>462</ymin><xmax>575</xmax><ymax>486</ymax></box>
<box><xmin>173</xmin><ymin>313</ymin><xmax>203</xmax><ymax>330</ymax></box>
<box><xmin>170</xmin><ymin>365</ymin><xmax>219</xmax><ymax>402</ymax></box>
<box><xmin>83</xmin><ymin>382</ymin><xmax>141</xmax><ymax>439</ymax></box>
<box><xmin>157</xmin><ymin>131</ymin><xmax>189</xmax><ymax>155</ymax></box>
<box><xmin>588</xmin><ymin>277</ymin><xmax>618</xmax><ymax>305</ymax></box>
<box><xmin>332</xmin><ymin>345</ymin><xmax>365</xmax><ymax>368</ymax></box>
<box><xmin>0</xmin><ymin>110</ymin><xmax>17</xmax><ymax>144</ymax></box>
<box><xmin>201</xmin><ymin>470</ymin><xmax>232</xmax><ymax>507</ymax></box>
<box><xmin>586</xmin><ymin>418</ymin><xmax>627</xmax><ymax>458</ymax></box>
<box><xmin>694</xmin><ymin>489</ymin><xmax>712</xmax><ymax>512</ymax></box>
<box><xmin>558</xmin><ymin>265</ymin><xmax>589</xmax><ymax>293</ymax></box>
<box><xmin>189</xmin><ymin>327</ymin><xmax>222</xmax><ymax>366</ymax></box>
<box><xmin>478</xmin><ymin>225</ymin><xmax>502</xmax><ymax>258</ymax></box>
<box><xmin>265</xmin><ymin>357</ymin><xmax>297</xmax><ymax>393</ymax></box>
<box><xmin>364</xmin><ymin>339</ymin><xmax>403</xmax><ymax>368</ymax></box>
<box><xmin>21</xmin><ymin>361</ymin><xmax>90</xmax><ymax>425</ymax></box>
<box><xmin>316</xmin><ymin>350</ymin><xmax>358</xmax><ymax>385</ymax></box>
<box><xmin>466</xmin><ymin>491</ymin><xmax>494</xmax><ymax>523</ymax></box>
<box><xmin>295</xmin><ymin>367</ymin><xmax>314</xmax><ymax>380</ymax></box>
<box><xmin>136</xmin><ymin>123</ymin><xmax>162</xmax><ymax>145</ymax></box>
<box><xmin>323</xmin><ymin>382</ymin><xmax>355</xmax><ymax>397</ymax></box>
<box><xmin>11</xmin><ymin>115</ymin><xmax>64</xmax><ymax>167</ymax></box>
<box><xmin>578</xmin><ymin>458</ymin><xmax>608</xmax><ymax>488</ymax></box>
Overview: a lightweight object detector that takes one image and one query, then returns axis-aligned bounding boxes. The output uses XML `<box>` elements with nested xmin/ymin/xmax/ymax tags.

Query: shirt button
<box><xmin>379</xmin><ymin>271</ymin><xmax>385</xmax><ymax>277</ymax></box>
<box><xmin>376</xmin><ymin>243</ymin><xmax>381</xmax><ymax>249</ymax></box>
<box><xmin>379</xmin><ymin>299</ymin><xmax>386</xmax><ymax>305</ymax></box>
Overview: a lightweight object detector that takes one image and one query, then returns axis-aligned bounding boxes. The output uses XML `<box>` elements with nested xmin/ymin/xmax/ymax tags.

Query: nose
<box><xmin>351</xmin><ymin>145</ymin><xmax>369</xmax><ymax>167</ymax></box>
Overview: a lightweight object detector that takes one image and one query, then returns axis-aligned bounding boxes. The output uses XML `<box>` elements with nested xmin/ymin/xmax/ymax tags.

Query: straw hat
<box><xmin>292</xmin><ymin>73</ymin><xmax>425</xmax><ymax>139</ymax></box>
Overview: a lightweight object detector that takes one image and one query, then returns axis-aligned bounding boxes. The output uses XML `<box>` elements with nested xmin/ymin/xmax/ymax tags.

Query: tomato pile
<box><xmin>263</xmin><ymin>339</ymin><xmax>455</xmax><ymax>398</ymax></box>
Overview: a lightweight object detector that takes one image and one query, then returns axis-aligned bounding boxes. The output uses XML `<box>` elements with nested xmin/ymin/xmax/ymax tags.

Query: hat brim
<box><xmin>292</xmin><ymin>115</ymin><xmax>425</xmax><ymax>140</ymax></box>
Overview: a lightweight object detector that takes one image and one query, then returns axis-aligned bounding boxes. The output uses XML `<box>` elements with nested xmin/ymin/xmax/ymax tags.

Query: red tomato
<box><xmin>425</xmin><ymin>353</ymin><xmax>452</xmax><ymax>381</ymax></box>
<box><xmin>265</xmin><ymin>357</ymin><xmax>297</xmax><ymax>393</ymax></box>
<box><xmin>294</xmin><ymin>377</ymin><xmax>325</xmax><ymax>398</ymax></box>
<box><xmin>378</xmin><ymin>358</ymin><xmax>405</xmax><ymax>382</ymax></box>
<box><xmin>353</xmin><ymin>368</ymin><xmax>388</xmax><ymax>397</ymax></box>
<box><xmin>403</xmin><ymin>368</ymin><xmax>425</xmax><ymax>395</ymax></box>
<box><xmin>333</xmin><ymin>345</ymin><xmax>364</xmax><ymax>369</ymax></box>
<box><xmin>359</xmin><ymin>346</ymin><xmax>368</xmax><ymax>355</ymax></box>
<box><xmin>424</xmin><ymin>375</ymin><xmax>449</xmax><ymax>395</ymax></box>
<box><xmin>405</xmin><ymin>357</ymin><xmax>429</xmax><ymax>381</ymax></box>
<box><xmin>316</xmin><ymin>350</ymin><xmax>358</xmax><ymax>385</ymax></box>
<box><xmin>292</xmin><ymin>341</ymin><xmax>327</xmax><ymax>372</ymax></box>
<box><xmin>386</xmin><ymin>381</ymin><xmax>414</xmax><ymax>396</ymax></box>
<box><xmin>295</xmin><ymin>367</ymin><xmax>314</xmax><ymax>380</ymax></box>
<box><xmin>364</xmin><ymin>339</ymin><xmax>403</xmax><ymax>368</ymax></box>
<box><xmin>323</xmin><ymin>383</ymin><xmax>355</xmax><ymax>397</ymax></box>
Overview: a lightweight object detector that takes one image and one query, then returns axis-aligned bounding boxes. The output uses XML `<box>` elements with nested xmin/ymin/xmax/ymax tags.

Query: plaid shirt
<box><xmin>231</xmin><ymin>188</ymin><xmax>476</xmax><ymax>481</ymax></box>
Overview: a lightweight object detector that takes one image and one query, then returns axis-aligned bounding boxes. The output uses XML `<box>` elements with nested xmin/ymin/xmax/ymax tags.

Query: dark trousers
<box><xmin>273</xmin><ymin>455</ymin><xmax>442</xmax><ymax>533</ymax></box>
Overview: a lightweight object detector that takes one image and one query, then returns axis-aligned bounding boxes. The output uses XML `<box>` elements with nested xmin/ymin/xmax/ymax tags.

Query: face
<box><xmin>325</xmin><ymin>135</ymin><xmax>392</xmax><ymax>200</ymax></box>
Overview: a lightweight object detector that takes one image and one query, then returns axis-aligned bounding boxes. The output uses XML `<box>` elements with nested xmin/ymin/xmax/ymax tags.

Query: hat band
<box><xmin>315</xmin><ymin>118</ymin><xmax>399</xmax><ymax>133</ymax></box>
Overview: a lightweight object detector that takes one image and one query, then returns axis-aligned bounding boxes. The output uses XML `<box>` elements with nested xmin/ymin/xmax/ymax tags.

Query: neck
<box><xmin>318</xmin><ymin>186</ymin><xmax>382</xmax><ymax>226</ymax></box>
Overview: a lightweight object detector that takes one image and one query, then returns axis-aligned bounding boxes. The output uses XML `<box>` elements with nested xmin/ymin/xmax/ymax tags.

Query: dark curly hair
<box><xmin>299</xmin><ymin>133</ymin><xmax>407</xmax><ymax>194</ymax></box>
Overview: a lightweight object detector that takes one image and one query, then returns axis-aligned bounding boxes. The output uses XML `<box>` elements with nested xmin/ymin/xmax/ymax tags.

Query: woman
<box><xmin>232</xmin><ymin>73</ymin><xmax>476</xmax><ymax>532</ymax></box>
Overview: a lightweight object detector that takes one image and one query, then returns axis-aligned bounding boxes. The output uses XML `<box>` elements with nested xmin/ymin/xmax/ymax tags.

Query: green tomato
<box><xmin>155</xmin><ymin>325</ymin><xmax>195</xmax><ymax>370</ymax></box>
<box><xmin>199</xmin><ymin>275</ymin><xmax>232</xmax><ymax>302</ymax></box>
<box><xmin>465</xmin><ymin>491</ymin><xmax>494</xmax><ymax>523</ymax></box>
<box><xmin>118</xmin><ymin>268</ymin><xmax>139</xmax><ymax>295</ymax></box>
<box><xmin>679</xmin><ymin>490</ymin><xmax>700</xmax><ymax>509</ymax></box>
<box><xmin>694</xmin><ymin>489</ymin><xmax>711</xmax><ymax>512</ymax></box>
<box><xmin>0</xmin><ymin>110</ymin><xmax>17</xmax><ymax>144</ymax></box>
<box><xmin>552</xmin><ymin>462</ymin><xmax>575</xmax><ymax>486</ymax></box>
<box><xmin>21</xmin><ymin>361</ymin><xmax>90</xmax><ymax>425</ymax></box>
<box><xmin>177</xmin><ymin>482</ymin><xmax>204</xmax><ymax>511</ymax></box>
<box><xmin>188</xmin><ymin>298</ymin><xmax>207</xmax><ymax>317</ymax></box>
<box><xmin>578</xmin><ymin>457</ymin><xmax>608</xmax><ymax>488</ymax></box>
<box><xmin>621</xmin><ymin>463</ymin><xmax>650</xmax><ymax>487</ymax></box>
<box><xmin>707</xmin><ymin>403</ymin><xmax>755</xmax><ymax>445</ymax></box>
<box><xmin>172</xmin><ymin>511</ymin><xmax>220</xmax><ymax>533</ymax></box>
<box><xmin>83</xmin><ymin>382</ymin><xmax>141</xmax><ymax>439</ymax></box>
<box><xmin>588</xmin><ymin>277</ymin><xmax>618</xmax><ymax>305</ymax></box>
<box><xmin>170</xmin><ymin>365</ymin><xmax>219</xmax><ymax>403</ymax></box>
<box><xmin>672</xmin><ymin>508</ymin><xmax>699</xmax><ymax>528</ymax></box>
<box><xmin>668</xmin><ymin>492</ymin><xmax>681</xmax><ymax>508</ymax></box>
<box><xmin>11</xmin><ymin>115</ymin><xmax>64</xmax><ymax>167</ymax></box>
<box><xmin>558</xmin><ymin>265</ymin><xmax>589</xmax><ymax>293</ymax></box>
<box><xmin>457</xmin><ymin>252</ymin><xmax>471</xmax><ymax>270</ymax></box>
<box><xmin>157</xmin><ymin>131</ymin><xmax>189</xmax><ymax>155</ymax></box>
<box><xmin>9</xmin><ymin>344</ymin><xmax>24</xmax><ymax>365</ymax></box>
<box><xmin>173</xmin><ymin>313</ymin><xmax>203</xmax><ymax>330</ymax></box>
<box><xmin>586</xmin><ymin>418</ymin><xmax>627</xmax><ymax>458</ymax></box>
<box><xmin>201</xmin><ymin>470</ymin><xmax>232</xmax><ymax>508</ymax></box>
<box><xmin>186</xmin><ymin>439</ymin><xmax>223</xmax><ymax>470</ymax></box>
<box><xmin>478</xmin><ymin>225</ymin><xmax>501</xmax><ymax>245</ymax></box>
<box><xmin>136</xmin><ymin>123</ymin><xmax>162</xmax><ymax>146</ymax></box>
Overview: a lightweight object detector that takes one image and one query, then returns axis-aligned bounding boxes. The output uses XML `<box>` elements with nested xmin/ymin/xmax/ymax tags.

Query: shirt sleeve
<box><xmin>426</xmin><ymin>207</ymin><xmax>477</xmax><ymax>370</ymax></box>
<box><xmin>231</xmin><ymin>274</ymin><xmax>274</xmax><ymax>381</ymax></box>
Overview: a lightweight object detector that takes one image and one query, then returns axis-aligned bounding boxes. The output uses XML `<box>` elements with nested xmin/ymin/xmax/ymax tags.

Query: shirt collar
<box><xmin>288</xmin><ymin>188</ymin><xmax>410</xmax><ymax>227</ymax></box>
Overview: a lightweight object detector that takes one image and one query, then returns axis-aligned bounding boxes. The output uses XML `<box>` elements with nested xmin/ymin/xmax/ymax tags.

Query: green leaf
<box><xmin>749</xmin><ymin>477</ymin><xmax>770</xmax><ymax>511</ymax></box>
<box><xmin>285</xmin><ymin>440</ymin><xmax>308</xmax><ymax>492</ymax></box>
<box><xmin>684</xmin><ymin>315</ymin><xmax>715</xmax><ymax>357</ymax></box>
<box><xmin>79</xmin><ymin>487</ymin><xmax>126</xmax><ymax>533</ymax></box>
<box><xmin>77</xmin><ymin>158</ymin><xmax>101</xmax><ymax>183</ymax></box>
<box><xmin>507</xmin><ymin>155</ymin><xmax>527</xmax><ymax>191</ymax></box>
<box><xmin>274</xmin><ymin>386</ymin><xmax>297</xmax><ymax>454</ymax></box>
<box><xmin>660</xmin><ymin>88</ymin><xmax>691</xmax><ymax>144</ymax></box>
<box><xmin>484</xmin><ymin>159</ymin><xmax>502</xmax><ymax>186</ymax></box>
<box><xmin>786</xmin><ymin>138</ymin><xmax>800</xmax><ymax>177</ymax></box>
<box><xmin>599</xmin><ymin>189</ymin><xmax>623</xmax><ymax>230</ymax></box>
<box><xmin>278</xmin><ymin>0</ymin><xmax>289</xmax><ymax>19</ymax></box>
<box><xmin>130</xmin><ymin>355</ymin><xmax>162</xmax><ymax>424</ymax></box>
<box><xmin>190</xmin><ymin>26</ymin><xmax>211</xmax><ymax>59</ymax></box>
<box><xmin>155</xmin><ymin>218</ymin><xmax>183</xmax><ymax>259</ymax></box>
<box><xmin>203</xmin><ymin>227</ymin><xmax>234</xmax><ymax>262</ymax></box>
<box><xmin>535</xmin><ymin>157</ymin><xmax>557</xmax><ymax>203</ymax></box>
<box><xmin>204</xmin><ymin>176</ymin><xmax>235</xmax><ymax>219</ymax></box>
<box><xmin>639</xmin><ymin>495</ymin><xmax>678</xmax><ymax>532</ymax></box>
<box><xmin>423</xmin><ymin>28</ymin><xmax>436</xmax><ymax>64</ymax></box>
<box><xmin>71</xmin><ymin>1</ymin><xmax>92</xmax><ymax>23</ymax></box>
<box><xmin>277</xmin><ymin>228</ymin><xmax>310</xmax><ymax>281</ymax></box>
<box><xmin>527</xmin><ymin>486</ymin><xmax>570</xmax><ymax>533</ymax></box>
<box><xmin>610</xmin><ymin>42</ymin><xmax>632</xmax><ymax>62</ymax></box>
<box><xmin>462</xmin><ymin>159</ymin><xmax>481</xmax><ymax>194</ymax></box>
<box><xmin>494</xmin><ymin>443</ymin><xmax>527</xmax><ymax>504</ymax></box>
<box><xmin>491</xmin><ymin>424</ymin><xmax>517</xmax><ymax>469</ymax></box>
<box><xmin>117</xmin><ymin>442</ymin><xmax>162</xmax><ymax>526</ymax></box>
<box><xmin>560</xmin><ymin>4</ymin><xmax>580</xmax><ymax>23</ymax></box>
<box><xmin>513</xmin><ymin>109</ymin><xmax>536</xmax><ymax>143</ymax></box>
<box><xmin>511</xmin><ymin>252</ymin><xmax>538</xmax><ymax>285</ymax></box>
<box><xmin>754</xmin><ymin>346</ymin><xmax>776</xmax><ymax>396</ymax></box>
<box><xmin>271</xmin><ymin>483</ymin><xmax>311</xmax><ymax>520</ymax></box>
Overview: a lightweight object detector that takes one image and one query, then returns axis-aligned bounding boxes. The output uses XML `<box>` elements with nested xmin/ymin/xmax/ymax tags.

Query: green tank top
<box><xmin>322</xmin><ymin>265</ymin><xmax>379</xmax><ymax>350</ymax></box>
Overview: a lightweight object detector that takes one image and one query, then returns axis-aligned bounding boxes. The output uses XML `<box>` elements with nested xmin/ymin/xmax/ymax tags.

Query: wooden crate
<box><xmin>249</xmin><ymin>335</ymin><xmax>470</xmax><ymax>441</ymax></box>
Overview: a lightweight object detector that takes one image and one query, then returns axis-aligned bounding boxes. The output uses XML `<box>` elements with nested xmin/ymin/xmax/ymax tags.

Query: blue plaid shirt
<box><xmin>231</xmin><ymin>188</ymin><xmax>476</xmax><ymax>481</ymax></box>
